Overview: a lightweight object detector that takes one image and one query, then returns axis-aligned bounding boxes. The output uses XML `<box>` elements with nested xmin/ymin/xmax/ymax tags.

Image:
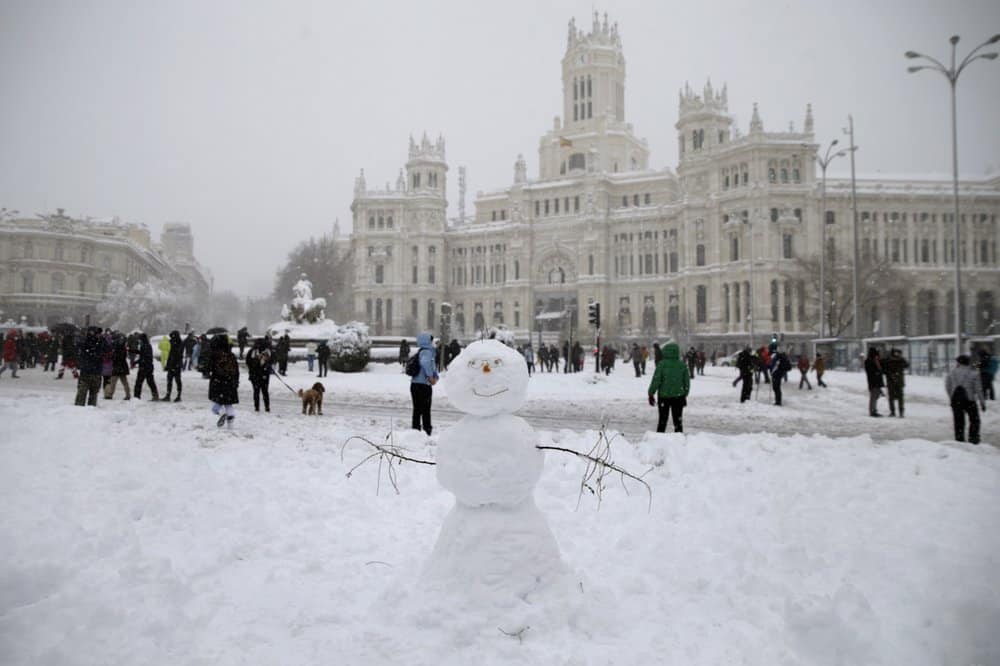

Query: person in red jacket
<box><xmin>0</xmin><ymin>330</ymin><xmax>20</xmax><ymax>378</ymax></box>
<box><xmin>797</xmin><ymin>353</ymin><xmax>812</xmax><ymax>390</ymax></box>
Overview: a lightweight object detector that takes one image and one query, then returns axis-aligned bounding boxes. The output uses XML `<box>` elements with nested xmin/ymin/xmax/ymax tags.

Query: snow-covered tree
<box><xmin>96</xmin><ymin>279</ymin><xmax>201</xmax><ymax>334</ymax></box>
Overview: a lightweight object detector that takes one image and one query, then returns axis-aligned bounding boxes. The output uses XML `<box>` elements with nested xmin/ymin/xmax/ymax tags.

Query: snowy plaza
<box><xmin>2</xmin><ymin>359</ymin><xmax>998</xmax><ymax>665</ymax></box>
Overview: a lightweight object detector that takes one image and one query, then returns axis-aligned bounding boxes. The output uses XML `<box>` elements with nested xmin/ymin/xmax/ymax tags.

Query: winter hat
<box><xmin>956</xmin><ymin>355</ymin><xmax>971</xmax><ymax>366</ymax></box>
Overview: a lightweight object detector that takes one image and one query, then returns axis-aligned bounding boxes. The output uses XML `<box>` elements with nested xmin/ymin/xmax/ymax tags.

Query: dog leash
<box><xmin>270</xmin><ymin>368</ymin><xmax>300</xmax><ymax>395</ymax></box>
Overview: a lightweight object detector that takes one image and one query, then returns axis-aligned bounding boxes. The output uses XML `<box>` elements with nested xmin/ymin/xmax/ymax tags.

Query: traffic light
<box><xmin>588</xmin><ymin>302</ymin><xmax>601</xmax><ymax>328</ymax></box>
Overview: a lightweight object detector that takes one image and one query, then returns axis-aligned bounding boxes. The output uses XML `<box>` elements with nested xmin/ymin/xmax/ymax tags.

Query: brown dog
<box><xmin>297</xmin><ymin>382</ymin><xmax>326</xmax><ymax>415</ymax></box>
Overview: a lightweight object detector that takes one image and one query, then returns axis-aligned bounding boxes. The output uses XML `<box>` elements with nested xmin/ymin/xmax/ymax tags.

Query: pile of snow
<box><xmin>1</xmin><ymin>365</ymin><xmax>999</xmax><ymax>664</ymax></box>
<box><xmin>265</xmin><ymin>318</ymin><xmax>341</xmax><ymax>340</ymax></box>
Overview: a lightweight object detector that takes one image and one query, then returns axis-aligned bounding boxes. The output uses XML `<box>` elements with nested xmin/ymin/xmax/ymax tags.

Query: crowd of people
<box><xmin>2</xmin><ymin>325</ymin><xmax>995</xmax><ymax>444</ymax></box>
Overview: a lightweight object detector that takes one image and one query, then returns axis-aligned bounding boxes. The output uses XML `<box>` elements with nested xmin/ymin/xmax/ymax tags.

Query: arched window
<box><xmin>588</xmin><ymin>255</ymin><xmax>594</xmax><ymax>275</ymax></box>
<box><xmin>730</xmin><ymin>237</ymin><xmax>739</xmax><ymax>261</ymax></box>
<box><xmin>368</xmin><ymin>216</ymin><xmax>375</xmax><ymax>229</ymax></box>
<box><xmin>514</xmin><ymin>260</ymin><xmax>520</xmax><ymax>280</ymax></box>
<box><xmin>427</xmin><ymin>299</ymin><xmax>436</xmax><ymax>330</ymax></box>
<box><xmin>21</xmin><ymin>271</ymin><xmax>34</xmax><ymax>293</ymax></box>
<box><xmin>24</xmin><ymin>241</ymin><xmax>33</xmax><ymax>259</ymax></box>
<box><xmin>374</xmin><ymin>264</ymin><xmax>384</xmax><ymax>284</ymax></box>
<box><xmin>770</xmin><ymin>280</ymin><xmax>780</xmax><ymax>321</ymax></box>
<box><xmin>78</xmin><ymin>276</ymin><xmax>87</xmax><ymax>293</ymax></box>
<box><xmin>696</xmin><ymin>244</ymin><xmax>706</xmax><ymax>266</ymax></box>
<box><xmin>568</xmin><ymin>153</ymin><xmax>586</xmax><ymax>171</ymax></box>
<box><xmin>387</xmin><ymin>215</ymin><xmax>393</xmax><ymax>228</ymax></box>
<box><xmin>696</xmin><ymin>286</ymin><xmax>707</xmax><ymax>323</ymax></box>
<box><xmin>52</xmin><ymin>273</ymin><xmax>65</xmax><ymax>293</ymax></box>
<box><xmin>55</xmin><ymin>243</ymin><xmax>64</xmax><ymax>260</ymax></box>
<box><xmin>780</xmin><ymin>168</ymin><xmax>789</xmax><ymax>183</ymax></box>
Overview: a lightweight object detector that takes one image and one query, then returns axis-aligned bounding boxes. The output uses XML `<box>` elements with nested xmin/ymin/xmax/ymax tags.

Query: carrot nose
<box><xmin>482</xmin><ymin>363</ymin><xmax>491</xmax><ymax>373</ymax></box>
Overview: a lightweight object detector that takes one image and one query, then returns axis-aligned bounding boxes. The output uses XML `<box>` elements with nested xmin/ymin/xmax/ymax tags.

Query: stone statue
<box><xmin>283</xmin><ymin>273</ymin><xmax>326</xmax><ymax>324</ymax></box>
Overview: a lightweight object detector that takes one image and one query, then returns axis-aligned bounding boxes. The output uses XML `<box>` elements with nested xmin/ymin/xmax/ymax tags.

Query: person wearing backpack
<box><xmin>409</xmin><ymin>332</ymin><xmax>439</xmax><ymax>435</ymax></box>
<box><xmin>647</xmin><ymin>342</ymin><xmax>690</xmax><ymax>433</ymax></box>
<box><xmin>208</xmin><ymin>334</ymin><xmax>240</xmax><ymax>428</ymax></box>
<box><xmin>946</xmin><ymin>354</ymin><xmax>985</xmax><ymax>444</ymax></box>
<box><xmin>769</xmin><ymin>347</ymin><xmax>792</xmax><ymax>406</ymax></box>
<box><xmin>246</xmin><ymin>336</ymin><xmax>272</xmax><ymax>412</ymax></box>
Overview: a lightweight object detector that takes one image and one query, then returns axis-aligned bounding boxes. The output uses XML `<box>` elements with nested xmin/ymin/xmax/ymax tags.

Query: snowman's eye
<box><xmin>468</xmin><ymin>359</ymin><xmax>477</xmax><ymax>368</ymax></box>
<box><xmin>493</xmin><ymin>359</ymin><xmax>503</xmax><ymax>366</ymax></box>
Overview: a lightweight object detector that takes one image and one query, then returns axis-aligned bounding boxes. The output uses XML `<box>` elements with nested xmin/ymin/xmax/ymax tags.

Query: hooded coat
<box><xmin>410</xmin><ymin>332</ymin><xmax>438</xmax><ymax>385</ymax></box>
<box><xmin>165</xmin><ymin>332</ymin><xmax>184</xmax><ymax>371</ymax></box>
<box><xmin>647</xmin><ymin>343</ymin><xmax>690</xmax><ymax>399</ymax></box>
<box><xmin>208</xmin><ymin>335</ymin><xmax>240</xmax><ymax>405</ymax></box>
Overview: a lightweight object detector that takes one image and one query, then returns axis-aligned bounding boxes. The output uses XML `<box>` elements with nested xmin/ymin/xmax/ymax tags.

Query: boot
<box><xmin>161</xmin><ymin>393</ymin><xmax>171</xmax><ymax>402</ymax></box>
<box><xmin>173</xmin><ymin>395</ymin><xmax>181</xmax><ymax>403</ymax></box>
<box><xmin>151</xmin><ymin>389</ymin><xmax>160</xmax><ymax>401</ymax></box>
<box><xmin>226</xmin><ymin>415</ymin><xmax>235</xmax><ymax>429</ymax></box>
<box><xmin>216</xmin><ymin>413</ymin><xmax>226</xmax><ymax>427</ymax></box>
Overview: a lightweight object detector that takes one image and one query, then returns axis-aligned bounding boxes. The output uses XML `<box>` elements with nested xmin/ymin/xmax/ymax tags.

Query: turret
<box><xmin>562</xmin><ymin>10</ymin><xmax>625</xmax><ymax>128</ymax></box>
<box><xmin>405</xmin><ymin>132</ymin><xmax>448</xmax><ymax>197</ymax></box>
<box><xmin>675</xmin><ymin>79</ymin><xmax>733</xmax><ymax>162</ymax></box>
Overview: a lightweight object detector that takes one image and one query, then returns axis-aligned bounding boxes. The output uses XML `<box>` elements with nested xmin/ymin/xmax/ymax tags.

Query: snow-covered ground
<box><xmin>1</xmin><ymin>362</ymin><xmax>998</xmax><ymax>665</ymax></box>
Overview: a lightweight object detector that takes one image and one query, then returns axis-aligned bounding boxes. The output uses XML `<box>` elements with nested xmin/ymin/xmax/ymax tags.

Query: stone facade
<box><xmin>348</xmin><ymin>12</ymin><xmax>1000</xmax><ymax>350</ymax></box>
<box><xmin>0</xmin><ymin>210</ymin><xmax>211</xmax><ymax>326</ymax></box>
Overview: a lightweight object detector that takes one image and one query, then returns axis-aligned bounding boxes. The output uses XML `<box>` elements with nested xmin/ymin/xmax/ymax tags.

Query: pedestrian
<box><xmin>126</xmin><ymin>331</ymin><xmax>140</xmax><ymax>368</ymax></box>
<box><xmin>864</xmin><ymin>347</ymin><xmax>885</xmax><ymax>417</ymax></box>
<box><xmin>57</xmin><ymin>331</ymin><xmax>78</xmax><ymax>379</ymax></box>
<box><xmin>814</xmin><ymin>352</ymin><xmax>828</xmax><ymax>388</ymax></box>
<box><xmin>797</xmin><ymin>353</ymin><xmax>812</xmax><ymax>390</ymax></box>
<box><xmin>191</xmin><ymin>336</ymin><xmax>201</xmax><ymax>373</ymax></box>
<box><xmin>410</xmin><ymin>332</ymin><xmax>439</xmax><ymax>435</ymax></box>
<box><xmin>946</xmin><ymin>354</ymin><xmax>985</xmax><ymax>444</ymax></box>
<box><xmin>44</xmin><ymin>333</ymin><xmax>59</xmax><ymax>372</ymax></box>
<box><xmin>736</xmin><ymin>346</ymin><xmax>755</xmax><ymax>403</ymax></box>
<box><xmin>132</xmin><ymin>333</ymin><xmax>159</xmax><ymax>400</ymax></box>
<box><xmin>647</xmin><ymin>342</ymin><xmax>690</xmax><ymax>433</ymax></box>
<box><xmin>685</xmin><ymin>347</ymin><xmax>697</xmax><ymax>379</ymax></box>
<box><xmin>237</xmin><ymin>326</ymin><xmax>249</xmax><ymax>360</ymax></box>
<box><xmin>158</xmin><ymin>334</ymin><xmax>171</xmax><ymax>371</ymax></box>
<box><xmin>305</xmin><ymin>341</ymin><xmax>317</xmax><ymax>373</ymax></box>
<box><xmin>276</xmin><ymin>334</ymin><xmax>290</xmax><ymax>376</ymax></box>
<box><xmin>246</xmin><ymin>336</ymin><xmax>272</xmax><ymax>412</ymax></box>
<box><xmin>398</xmin><ymin>338</ymin><xmax>411</xmax><ymax>368</ymax></box>
<box><xmin>769</xmin><ymin>346</ymin><xmax>791</xmax><ymax>406</ymax></box>
<box><xmin>631</xmin><ymin>343</ymin><xmax>642</xmax><ymax>377</ymax></box>
<box><xmin>641</xmin><ymin>345</ymin><xmax>649</xmax><ymax>375</ymax></box>
<box><xmin>0</xmin><ymin>330</ymin><xmax>19</xmax><ymax>378</ymax></box>
<box><xmin>182</xmin><ymin>332</ymin><xmax>196</xmax><ymax>370</ymax></box>
<box><xmin>316</xmin><ymin>340</ymin><xmax>330</xmax><ymax>377</ymax></box>
<box><xmin>653</xmin><ymin>342</ymin><xmax>662</xmax><ymax>365</ymax></box>
<box><xmin>523</xmin><ymin>344</ymin><xmax>535</xmax><ymax>377</ymax></box>
<box><xmin>696</xmin><ymin>350</ymin><xmax>706</xmax><ymax>376</ymax></box>
<box><xmin>447</xmin><ymin>339</ymin><xmax>461</xmax><ymax>370</ymax></box>
<box><xmin>103</xmin><ymin>333</ymin><xmax>131</xmax><ymax>400</ymax></box>
<box><xmin>99</xmin><ymin>330</ymin><xmax>114</xmax><ymax>392</ymax></box>
<box><xmin>74</xmin><ymin>326</ymin><xmax>107</xmax><ymax>406</ymax></box>
<box><xmin>883</xmin><ymin>348</ymin><xmax>910</xmax><ymax>417</ymax></box>
<box><xmin>977</xmin><ymin>349</ymin><xmax>996</xmax><ymax>401</ymax></box>
<box><xmin>208</xmin><ymin>334</ymin><xmax>240</xmax><ymax>428</ymax></box>
<box><xmin>162</xmin><ymin>330</ymin><xmax>184</xmax><ymax>402</ymax></box>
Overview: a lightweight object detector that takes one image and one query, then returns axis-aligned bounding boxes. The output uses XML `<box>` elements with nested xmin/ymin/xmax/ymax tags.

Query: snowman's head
<box><xmin>444</xmin><ymin>339</ymin><xmax>528</xmax><ymax>416</ymax></box>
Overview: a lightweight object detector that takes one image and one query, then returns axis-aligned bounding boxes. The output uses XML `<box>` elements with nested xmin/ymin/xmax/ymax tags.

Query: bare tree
<box><xmin>783</xmin><ymin>253</ymin><xmax>898</xmax><ymax>337</ymax></box>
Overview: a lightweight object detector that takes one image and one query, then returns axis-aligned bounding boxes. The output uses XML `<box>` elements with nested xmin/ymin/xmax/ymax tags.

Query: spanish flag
<box><xmin>559</xmin><ymin>137</ymin><xmax>573</xmax><ymax>148</ymax></box>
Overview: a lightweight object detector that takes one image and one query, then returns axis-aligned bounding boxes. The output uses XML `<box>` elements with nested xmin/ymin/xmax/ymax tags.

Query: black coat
<box><xmin>208</xmin><ymin>350</ymin><xmax>240</xmax><ymax>405</ymax></box>
<box><xmin>138</xmin><ymin>341</ymin><xmax>154</xmax><ymax>371</ymax></box>
<box><xmin>111</xmin><ymin>340</ymin><xmax>130</xmax><ymax>376</ymax></box>
<box><xmin>165</xmin><ymin>334</ymin><xmax>184</xmax><ymax>371</ymax></box>
<box><xmin>864</xmin><ymin>357</ymin><xmax>884</xmax><ymax>390</ymax></box>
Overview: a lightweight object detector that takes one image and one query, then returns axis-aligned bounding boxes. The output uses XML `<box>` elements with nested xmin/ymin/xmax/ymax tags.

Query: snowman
<box><xmin>425</xmin><ymin>339</ymin><xmax>567</xmax><ymax>600</ymax></box>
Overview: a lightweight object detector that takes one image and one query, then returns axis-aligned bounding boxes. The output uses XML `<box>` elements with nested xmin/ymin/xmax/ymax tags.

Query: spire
<box><xmin>750</xmin><ymin>103</ymin><xmax>763</xmax><ymax>133</ymax></box>
<box><xmin>396</xmin><ymin>168</ymin><xmax>405</xmax><ymax>191</ymax></box>
<box><xmin>721</xmin><ymin>83</ymin><xmax>728</xmax><ymax>108</ymax></box>
<box><xmin>514</xmin><ymin>153</ymin><xmax>527</xmax><ymax>184</ymax></box>
<box><xmin>567</xmin><ymin>17</ymin><xmax>576</xmax><ymax>47</ymax></box>
<box><xmin>333</xmin><ymin>217</ymin><xmax>341</xmax><ymax>238</ymax></box>
<box><xmin>354</xmin><ymin>168</ymin><xmax>367</xmax><ymax>195</ymax></box>
<box><xmin>592</xmin><ymin>10</ymin><xmax>599</xmax><ymax>34</ymax></box>
<box><xmin>804</xmin><ymin>103</ymin><xmax>814</xmax><ymax>134</ymax></box>
<box><xmin>704</xmin><ymin>78</ymin><xmax>713</xmax><ymax>102</ymax></box>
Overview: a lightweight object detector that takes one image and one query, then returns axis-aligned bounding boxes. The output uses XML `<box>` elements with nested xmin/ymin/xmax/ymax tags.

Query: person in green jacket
<box><xmin>647</xmin><ymin>342</ymin><xmax>691</xmax><ymax>433</ymax></box>
<box><xmin>158</xmin><ymin>335</ymin><xmax>171</xmax><ymax>371</ymax></box>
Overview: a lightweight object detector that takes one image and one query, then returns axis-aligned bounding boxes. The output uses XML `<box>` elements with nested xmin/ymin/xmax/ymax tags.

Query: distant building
<box><xmin>0</xmin><ymin>209</ymin><xmax>211</xmax><ymax>326</ymax></box>
<box><xmin>346</xmin><ymin>12</ymin><xmax>1000</xmax><ymax>348</ymax></box>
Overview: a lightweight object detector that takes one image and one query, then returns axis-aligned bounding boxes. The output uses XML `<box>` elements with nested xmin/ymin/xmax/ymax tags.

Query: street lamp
<box><xmin>809</xmin><ymin>139</ymin><xmax>848</xmax><ymax>338</ymax></box>
<box><xmin>842</xmin><ymin>117</ymin><xmax>861</xmax><ymax>341</ymax></box>
<box><xmin>906</xmin><ymin>33</ymin><xmax>1000</xmax><ymax>355</ymax></box>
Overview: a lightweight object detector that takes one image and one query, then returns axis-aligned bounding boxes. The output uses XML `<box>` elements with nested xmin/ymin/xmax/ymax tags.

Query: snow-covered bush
<box><xmin>328</xmin><ymin>321</ymin><xmax>370</xmax><ymax>372</ymax></box>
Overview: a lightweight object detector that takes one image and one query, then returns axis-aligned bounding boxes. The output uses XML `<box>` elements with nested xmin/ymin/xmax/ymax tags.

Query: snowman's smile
<box><xmin>472</xmin><ymin>387</ymin><xmax>509</xmax><ymax>398</ymax></box>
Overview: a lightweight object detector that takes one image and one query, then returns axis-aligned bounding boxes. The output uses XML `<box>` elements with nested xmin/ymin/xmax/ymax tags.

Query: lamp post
<box><xmin>809</xmin><ymin>140</ymin><xmax>848</xmax><ymax>338</ymax></box>
<box><xmin>746</xmin><ymin>210</ymin><xmax>757</xmax><ymax>350</ymax></box>
<box><xmin>841</xmin><ymin>116</ymin><xmax>861</xmax><ymax>342</ymax></box>
<box><xmin>906</xmin><ymin>33</ymin><xmax>1000</xmax><ymax>356</ymax></box>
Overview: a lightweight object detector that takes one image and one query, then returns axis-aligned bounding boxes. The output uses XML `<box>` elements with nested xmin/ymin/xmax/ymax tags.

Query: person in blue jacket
<box><xmin>410</xmin><ymin>332</ymin><xmax>440</xmax><ymax>435</ymax></box>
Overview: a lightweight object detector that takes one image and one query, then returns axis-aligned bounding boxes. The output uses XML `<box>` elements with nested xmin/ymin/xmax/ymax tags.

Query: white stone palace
<box><xmin>0</xmin><ymin>209</ymin><xmax>211</xmax><ymax>326</ymax></box>
<box><xmin>346</xmin><ymin>12</ymin><xmax>1000</xmax><ymax>351</ymax></box>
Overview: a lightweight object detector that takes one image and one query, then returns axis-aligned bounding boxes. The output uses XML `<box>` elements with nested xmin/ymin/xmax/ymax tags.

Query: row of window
<box><xmin>15</xmin><ymin>271</ymin><xmax>106</xmax><ymax>295</ymax></box>
<box><xmin>678</xmin><ymin>129</ymin><xmax>727</xmax><ymax>156</ymax></box>
<box><xmin>860</xmin><ymin>211</ymin><xmax>995</xmax><ymax>225</ymax></box>
<box><xmin>411</xmin><ymin>171</ymin><xmax>440</xmax><ymax>190</ymax></box>
<box><xmin>861</xmin><ymin>236</ymin><xmax>996</xmax><ymax>266</ymax></box>
<box><xmin>366</xmin><ymin>210</ymin><xmax>395</xmax><ymax>229</ymax></box>
<box><xmin>366</xmin><ymin>298</ymin><xmax>527</xmax><ymax>333</ymax></box>
<box><xmin>620</xmin><ymin>193</ymin><xmax>653</xmax><ymax>208</ymax></box>
<box><xmin>766</xmin><ymin>158</ymin><xmax>803</xmax><ymax>185</ymax></box>
<box><xmin>721</xmin><ymin>280</ymin><xmax>807</xmax><ymax>325</ymax></box>
<box><xmin>535</xmin><ymin>196</ymin><xmax>582</xmax><ymax>217</ymax></box>
<box><xmin>15</xmin><ymin>240</ymin><xmax>102</xmax><ymax>264</ymax></box>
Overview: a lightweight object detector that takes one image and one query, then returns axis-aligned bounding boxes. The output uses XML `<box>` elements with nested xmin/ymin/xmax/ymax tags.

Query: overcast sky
<box><xmin>2</xmin><ymin>0</ymin><xmax>998</xmax><ymax>297</ymax></box>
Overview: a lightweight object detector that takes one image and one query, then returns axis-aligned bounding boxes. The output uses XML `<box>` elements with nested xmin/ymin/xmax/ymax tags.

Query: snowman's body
<box><xmin>426</xmin><ymin>340</ymin><xmax>566</xmax><ymax>599</ymax></box>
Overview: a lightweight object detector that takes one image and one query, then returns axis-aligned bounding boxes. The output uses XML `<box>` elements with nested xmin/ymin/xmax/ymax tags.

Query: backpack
<box><xmin>778</xmin><ymin>354</ymin><xmax>792</xmax><ymax>374</ymax></box>
<box><xmin>405</xmin><ymin>352</ymin><xmax>422</xmax><ymax>377</ymax></box>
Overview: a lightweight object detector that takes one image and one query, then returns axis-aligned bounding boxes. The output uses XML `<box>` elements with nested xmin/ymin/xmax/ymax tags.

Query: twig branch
<box><xmin>536</xmin><ymin>420</ymin><xmax>653</xmax><ymax>512</ymax></box>
<box><xmin>342</xmin><ymin>422</ymin><xmax>652</xmax><ymax>511</ymax></box>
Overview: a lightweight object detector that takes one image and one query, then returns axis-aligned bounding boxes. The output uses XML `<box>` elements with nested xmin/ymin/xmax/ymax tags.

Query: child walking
<box><xmin>208</xmin><ymin>334</ymin><xmax>240</xmax><ymax>428</ymax></box>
